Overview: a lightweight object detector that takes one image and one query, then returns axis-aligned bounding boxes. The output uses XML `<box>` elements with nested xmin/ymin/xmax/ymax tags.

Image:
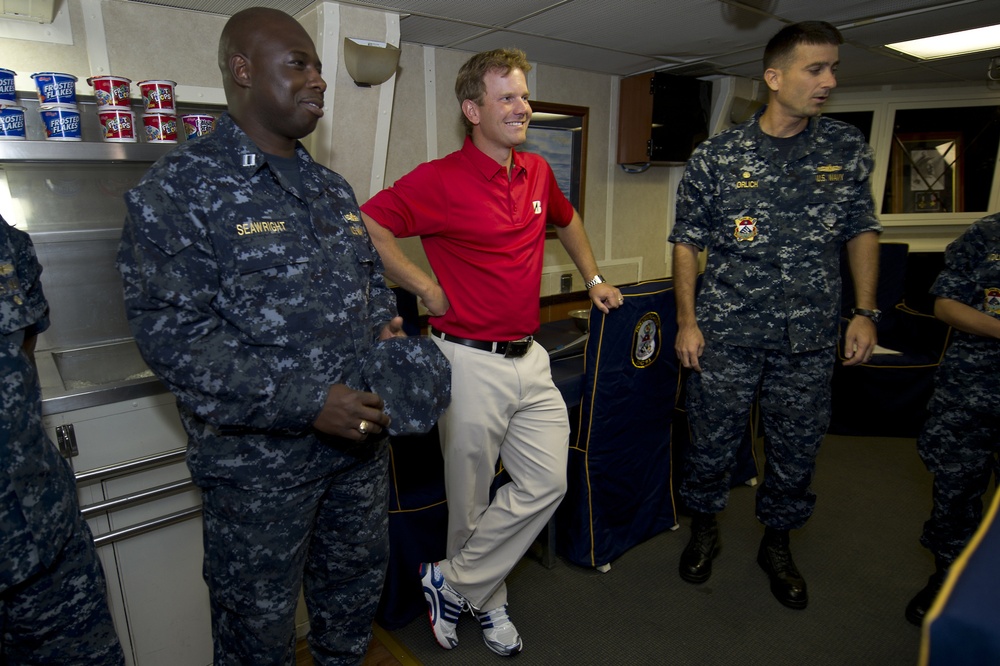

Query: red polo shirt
<box><xmin>362</xmin><ymin>137</ymin><xmax>574</xmax><ymax>340</ymax></box>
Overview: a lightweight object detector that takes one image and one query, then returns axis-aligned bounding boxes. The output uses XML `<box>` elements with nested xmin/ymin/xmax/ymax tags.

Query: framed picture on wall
<box><xmin>519</xmin><ymin>101</ymin><xmax>588</xmax><ymax>237</ymax></box>
<box><xmin>890</xmin><ymin>132</ymin><xmax>963</xmax><ymax>213</ymax></box>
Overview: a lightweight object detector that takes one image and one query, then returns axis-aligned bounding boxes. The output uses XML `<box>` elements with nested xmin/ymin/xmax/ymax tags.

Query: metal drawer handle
<box><xmin>80</xmin><ymin>479</ymin><xmax>197</xmax><ymax>519</ymax></box>
<box><xmin>75</xmin><ymin>447</ymin><xmax>187</xmax><ymax>486</ymax></box>
<box><xmin>92</xmin><ymin>506</ymin><xmax>203</xmax><ymax>547</ymax></box>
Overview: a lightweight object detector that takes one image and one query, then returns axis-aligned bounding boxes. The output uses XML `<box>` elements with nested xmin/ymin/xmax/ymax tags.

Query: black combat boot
<box><xmin>905</xmin><ymin>559</ymin><xmax>948</xmax><ymax>626</ymax></box>
<box><xmin>679</xmin><ymin>512</ymin><xmax>720</xmax><ymax>584</ymax></box>
<box><xmin>757</xmin><ymin>527</ymin><xmax>808</xmax><ymax>609</ymax></box>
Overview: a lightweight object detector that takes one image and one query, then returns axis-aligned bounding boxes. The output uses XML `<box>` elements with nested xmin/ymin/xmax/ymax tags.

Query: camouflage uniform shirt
<box><xmin>928</xmin><ymin>213</ymin><xmax>1000</xmax><ymax>413</ymax></box>
<box><xmin>118</xmin><ymin>113</ymin><xmax>396</xmax><ymax>488</ymax></box>
<box><xmin>670</xmin><ymin>109</ymin><xmax>882</xmax><ymax>353</ymax></box>
<box><xmin>1</xmin><ymin>218</ymin><xmax>77</xmax><ymax>591</ymax></box>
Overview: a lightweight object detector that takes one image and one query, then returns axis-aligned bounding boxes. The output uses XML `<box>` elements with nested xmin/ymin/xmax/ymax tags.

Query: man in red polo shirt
<box><xmin>362</xmin><ymin>48</ymin><xmax>620</xmax><ymax>657</ymax></box>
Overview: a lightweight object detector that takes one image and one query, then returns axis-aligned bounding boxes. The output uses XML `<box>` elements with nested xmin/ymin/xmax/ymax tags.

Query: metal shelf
<box><xmin>0</xmin><ymin>140</ymin><xmax>173</xmax><ymax>163</ymax></box>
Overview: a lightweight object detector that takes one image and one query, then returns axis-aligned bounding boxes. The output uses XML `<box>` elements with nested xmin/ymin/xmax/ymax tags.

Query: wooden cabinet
<box><xmin>617</xmin><ymin>72</ymin><xmax>712</xmax><ymax>166</ymax></box>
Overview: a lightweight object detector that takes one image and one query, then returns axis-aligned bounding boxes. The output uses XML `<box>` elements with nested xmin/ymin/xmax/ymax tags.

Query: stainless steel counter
<box><xmin>39</xmin><ymin>338</ymin><xmax>169</xmax><ymax>416</ymax></box>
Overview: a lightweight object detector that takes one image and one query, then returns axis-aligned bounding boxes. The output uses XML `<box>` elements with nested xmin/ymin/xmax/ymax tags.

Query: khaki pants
<box><xmin>432</xmin><ymin>338</ymin><xmax>569</xmax><ymax>610</ymax></box>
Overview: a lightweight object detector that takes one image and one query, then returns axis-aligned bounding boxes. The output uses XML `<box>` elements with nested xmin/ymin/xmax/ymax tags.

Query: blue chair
<box><xmin>829</xmin><ymin>243</ymin><xmax>951</xmax><ymax>437</ymax></box>
<box><xmin>557</xmin><ymin>278</ymin><xmax>759</xmax><ymax>570</ymax></box>
<box><xmin>557</xmin><ymin>279</ymin><xmax>681</xmax><ymax>569</ymax></box>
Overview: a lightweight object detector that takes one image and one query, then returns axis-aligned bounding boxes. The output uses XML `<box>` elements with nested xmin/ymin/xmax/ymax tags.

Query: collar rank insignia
<box><xmin>344</xmin><ymin>212</ymin><xmax>360</xmax><ymax>222</ymax></box>
<box><xmin>632</xmin><ymin>312</ymin><xmax>660</xmax><ymax>368</ymax></box>
<box><xmin>734</xmin><ymin>216</ymin><xmax>758</xmax><ymax>242</ymax></box>
<box><xmin>985</xmin><ymin>287</ymin><xmax>1000</xmax><ymax>315</ymax></box>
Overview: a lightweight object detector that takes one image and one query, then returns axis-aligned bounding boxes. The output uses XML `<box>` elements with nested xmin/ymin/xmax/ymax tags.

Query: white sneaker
<box><xmin>419</xmin><ymin>562</ymin><xmax>467</xmax><ymax>649</ymax></box>
<box><xmin>475</xmin><ymin>604</ymin><xmax>523</xmax><ymax>656</ymax></box>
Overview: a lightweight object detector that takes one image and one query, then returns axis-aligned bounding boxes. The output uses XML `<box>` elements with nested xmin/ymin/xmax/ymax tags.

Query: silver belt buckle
<box><xmin>504</xmin><ymin>336</ymin><xmax>532</xmax><ymax>358</ymax></box>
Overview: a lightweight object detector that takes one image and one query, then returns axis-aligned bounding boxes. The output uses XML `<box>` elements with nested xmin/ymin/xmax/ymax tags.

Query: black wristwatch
<box><xmin>851</xmin><ymin>308</ymin><xmax>882</xmax><ymax>325</ymax></box>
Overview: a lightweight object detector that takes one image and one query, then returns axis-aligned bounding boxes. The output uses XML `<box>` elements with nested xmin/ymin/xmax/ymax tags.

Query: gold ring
<box><xmin>358</xmin><ymin>419</ymin><xmax>370</xmax><ymax>435</ymax></box>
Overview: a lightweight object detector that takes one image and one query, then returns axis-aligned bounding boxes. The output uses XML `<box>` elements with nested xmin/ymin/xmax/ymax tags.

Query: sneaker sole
<box><xmin>425</xmin><ymin>609</ymin><xmax>458</xmax><ymax>649</ymax></box>
<box><xmin>483</xmin><ymin>635</ymin><xmax>523</xmax><ymax>656</ymax></box>
<box><xmin>420</xmin><ymin>564</ymin><xmax>460</xmax><ymax>649</ymax></box>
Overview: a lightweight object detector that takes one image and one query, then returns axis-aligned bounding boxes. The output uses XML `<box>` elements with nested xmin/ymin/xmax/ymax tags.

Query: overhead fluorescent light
<box><xmin>886</xmin><ymin>23</ymin><xmax>1000</xmax><ymax>60</ymax></box>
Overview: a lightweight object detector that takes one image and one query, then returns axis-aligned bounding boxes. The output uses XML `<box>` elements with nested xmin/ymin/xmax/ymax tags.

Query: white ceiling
<box><xmin>133</xmin><ymin>0</ymin><xmax>1000</xmax><ymax>88</ymax></box>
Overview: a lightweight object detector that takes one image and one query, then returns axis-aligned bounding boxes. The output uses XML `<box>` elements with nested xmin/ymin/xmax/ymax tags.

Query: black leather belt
<box><xmin>431</xmin><ymin>328</ymin><xmax>533</xmax><ymax>358</ymax></box>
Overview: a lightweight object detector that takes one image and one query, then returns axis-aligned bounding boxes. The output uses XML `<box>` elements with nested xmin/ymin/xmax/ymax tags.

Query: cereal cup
<box><xmin>32</xmin><ymin>72</ymin><xmax>78</xmax><ymax>105</ymax></box>
<box><xmin>0</xmin><ymin>68</ymin><xmax>16</xmax><ymax>103</ymax></box>
<box><xmin>98</xmin><ymin>108</ymin><xmax>136</xmax><ymax>142</ymax></box>
<box><xmin>181</xmin><ymin>114</ymin><xmax>215</xmax><ymax>140</ymax></box>
<box><xmin>0</xmin><ymin>104</ymin><xmax>26</xmax><ymax>140</ymax></box>
<box><xmin>142</xmin><ymin>111</ymin><xmax>177</xmax><ymax>143</ymax></box>
<box><xmin>137</xmin><ymin>79</ymin><xmax>176</xmax><ymax>112</ymax></box>
<box><xmin>88</xmin><ymin>75</ymin><xmax>132</xmax><ymax>110</ymax></box>
<box><xmin>39</xmin><ymin>103</ymin><xmax>82</xmax><ymax>141</ymax></box>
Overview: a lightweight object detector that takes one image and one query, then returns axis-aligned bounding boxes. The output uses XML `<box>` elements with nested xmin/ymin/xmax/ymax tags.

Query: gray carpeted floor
<box><xmin>387</xmin><ymin>435</ymin><xmax>949</xmax><ymax>665</ymax></box>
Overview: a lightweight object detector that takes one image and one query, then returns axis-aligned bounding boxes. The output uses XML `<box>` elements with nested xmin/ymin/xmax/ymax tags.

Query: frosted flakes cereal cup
<box><xmin>99</xmin><ymin>108</ymin><xmax>136</xmax><ymax>142</ymax></box>
<box><xmin>137</xmin><ymin>79</ymin><xmax>176</xmax><ymax>112</ymax></box>
<box><xmin>39</xmin><ymin>103</ymin><xmax>82</xmax><ymax>141</ymax></box>
<box><xmin>88</xmin><ymin>75</ymin><xmax>132</xmax><ymax>110</ymax></box>
<box><xmin>32</xmin><ymin>72</ymin><xmax>78</xmax><ymax>105</ymax></box>
<box><xmin>142</xmin><ymin>111</ymin><xmax>177</xmax><ymax>143</ymax></box>
<box><xmin>181</xmin><ymin>114</ymin><xmax>215</xmax><ymax>140</ymax></box>
<box><xmin>0</xmin><ymin>68</ymin><xmax>16</xmax><ymax>103</ymax></box>
<box><xmin>0</xmin><ymin>104</ymin><xmax>26</xmax><ymax>140</ymax></box>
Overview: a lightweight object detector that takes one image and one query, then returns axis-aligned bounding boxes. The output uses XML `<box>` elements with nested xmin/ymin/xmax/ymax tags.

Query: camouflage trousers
<box><xmin>680</xmin><ymin>341</ymin><xmax>835</xmax><ymax>530</ymax></box>
<box><xmin>0</xmin><ymin>514</ymin><xmax>124</xmax><ymax>665</ymax></box>
<box><xmin>201</xmin><ymin>441</ymin><xmax>389</xmax><ymax>666</ymax></box>
<box><xmin>917</xmin><ymin>400</ymin><xmax>1000</xmax><ymax>564</ymax></box>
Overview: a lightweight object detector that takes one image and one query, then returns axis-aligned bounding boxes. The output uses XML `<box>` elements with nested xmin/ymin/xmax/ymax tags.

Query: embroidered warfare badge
<box><xmin>632</xmin><ymin>312</ymin><xmax>660</xmax><ymax>368</ymax></box>
<box><xmin>985</xmin><ymin>287</ymin><xmax>1000</xmax><ymax>315</ymax></box>
<box><xmin>734</xmin><ymin>216</ymin><xmax>757</xmax><ymax>242</ymax></box>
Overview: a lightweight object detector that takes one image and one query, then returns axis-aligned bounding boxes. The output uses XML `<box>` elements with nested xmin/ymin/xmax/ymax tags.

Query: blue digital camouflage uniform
<box><xmin>1</xmin><ymin>218</ymin><xmax>124</xmax><ymax>665</ymax></box>
<box><xmin>117</xmin><ymin>113</ymin><xmax>396</xmax><ymax>666</ymax></box>
<box><xmin>917</xmin><ymin>213</ymin><xmax>1000</xmax><ymax>564</ymax></box>
<box><xmin>670</xmin><ymin>108</ymin><xmax>881</xmax><ymax>529</ymax></box>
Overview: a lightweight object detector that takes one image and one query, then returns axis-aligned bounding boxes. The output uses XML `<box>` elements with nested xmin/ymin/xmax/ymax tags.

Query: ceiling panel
<box><xmin>504</xmin><ymin>0</ymin><xmax>783</xmax><ymax>56</ymax></box>
<box><xmin>841</xmin><ymin>2</ymin><xmax>1000</xmax><ymax>44</ymax></box>
<box><xmin>124</xmin><ymin>0</ymin><xmax>1000</xmax><ymax>86</ymax></box>
<box><xmin>345</xmin><ymin>0</ymin><xmax>569</xmax><ymax>27</ymax></box>
<box><xmin>397</xmin><ymin>15</ymin><xmax>493</xmax><ymax>48</ymax></box>
<box><xmin>455</xmin><ymin>30</ymin><xmax>666</xmax><ymax>75</ymax></box>
<box><xmin>777</xmin><ymin>0</ymin><xmax>969</xmax><ymax>24</ymax></box>
<box><xmin>132</xmin><ymin>0</ymin><xmax>313</xmax><ymax>17</ymax></box>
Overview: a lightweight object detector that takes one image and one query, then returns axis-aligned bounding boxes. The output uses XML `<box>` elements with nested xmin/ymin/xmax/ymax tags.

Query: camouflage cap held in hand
<box><xmin>361</xmin><ymin>335</ymin><xmax>451</xmax><ymax>435</ymax></box>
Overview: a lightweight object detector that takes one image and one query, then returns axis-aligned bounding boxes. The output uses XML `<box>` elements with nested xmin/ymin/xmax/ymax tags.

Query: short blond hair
<box><xmin>455</xmin><ymin>48</ymin><xmax>531</xmax><ymax>134</ymax></box>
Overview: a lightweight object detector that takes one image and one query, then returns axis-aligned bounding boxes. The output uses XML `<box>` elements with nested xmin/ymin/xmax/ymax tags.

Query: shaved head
<box><xmin>218</xmin><ymin>7</ymin><xmax>305</xmax><ymax>95</ymax></box>
<box><xmin>216</xmin><ymin>6</ymin><xmax>326</xmax><ymax>155</ymax></box>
